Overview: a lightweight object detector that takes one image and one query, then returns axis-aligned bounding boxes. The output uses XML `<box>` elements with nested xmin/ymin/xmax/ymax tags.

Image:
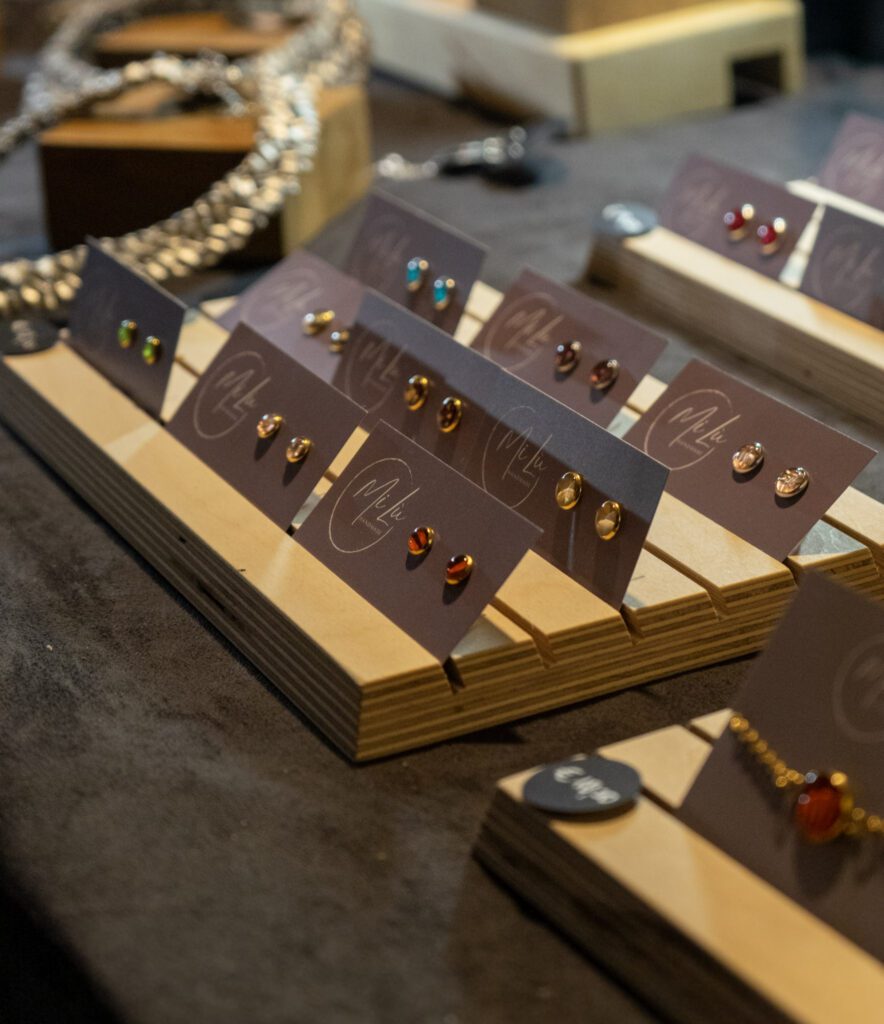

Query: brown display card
<box><xmin>625</xmin><ymin>360</ymin><xmax>875</xmax><ymax>562</ymax></box>
<box><xmin>216</xmin><ymin>250</ymin><xmax>365</xmax><ymax>383</ymax></box>
<box><xmin>335</xmin><ymin>292</ymin><xmax>669</xmax><ymax>608</ymax></box>
<box><xmin>681</xmin><ymin>572</ymin><xmax>884</xmax><ymax>961</ymax></box>
<box><xmin>659</xmin><ymin>155</ymin><xmax>816</xmax><ymax>279</ymax></box>
<box><xmin>818</xmin><ymin>112</ymin><xmax>884</xmax><ymax>212</ymax></box>
<box><xmin>67</xmin><ymin>240</ymin><xmax>186</xmax><ymax>418</ymax></box>
<box><xmin>295</xmin><ymin>421</ymin><xmax>542</xmax><ymax>662</ymax></box>
<box><xmin>799</xmin><ymin>206</ymin><xmax>884</xmax><ymax>329</ymax></box>
<box><xmin>472</xmin><ymin>268</ymin><xmax>667</xmax><ymax>428</ymax></box>
<box><xmin>343</xmin><ymin>191</ymin><xmax>487</xmax><ymax>334</ymax></box>
<box><xmin>168</xmin><ymin>323</ymin><xmax>364</xmax><ymax>530</ymax></box>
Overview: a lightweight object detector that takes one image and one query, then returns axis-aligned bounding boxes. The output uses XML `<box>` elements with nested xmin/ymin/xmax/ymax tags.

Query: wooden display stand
<box><xmin>354</xmin><ymin>0</ymin><xmax>804</xmax><ymax>134</ymax></box>
<box><xmin>587</xmin><ymin>182</ymin><xmax>884</xmax><ymax>425</ymax></box>
<box><xmin>0</xmin><ymin>282</ymin><xmax>881</xmax><ymax>761</ymax></box>
<box><xmin>476</xmin><ymin>0</ymin><xmax>749</xmax><ymax>34</ymax></box>
<box><xmin>38</xmin><ymin>12</ymin><xmax>372</xmax><ymax>263</ymax></box>
<box><xmin>476</xmin><ymin>709</ymin><xmax>884</xmax><ymax>1023</ymax></box>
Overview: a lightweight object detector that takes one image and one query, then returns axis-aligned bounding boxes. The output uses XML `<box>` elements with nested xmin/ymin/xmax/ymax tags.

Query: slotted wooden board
<box><xmin>0</xmin><ymin>282</ymin><xmax>881</xmax><ymax>760</ymax></box>
<box><xmin>475</xmin><ymin>710</ymin><xmax>884</xmax><ymax>1023</ymax></box>
<box><xmin>587</xmin><ymin>181</ymin><xmax>884</xmax><ymax>424</ymax></box>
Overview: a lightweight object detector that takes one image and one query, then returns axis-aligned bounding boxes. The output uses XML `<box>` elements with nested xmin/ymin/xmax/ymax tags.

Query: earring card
<box><xmin>294</xmin><ymin>421</ymin><xmax>541</xmax><ymax>662</ymax></box>
<box><xmin>471</xmin><ymin>268</ymin><xmax>667</xmax><ymax>427</ymax></box>
<box><xmin>215</xmin><ymin>250</ymin><xmax>365</xmax><ymax>383</ymax></box>
<box><xmin>167</xmin><ymin>323</ymin><xmax>364</xmax><ymax>530</ymax></box>
<box><xmin>67</xmin><ymin>240</ymin><xmax>187</xmax><ymax>419</ymax></box>
<box><xmin>799</xmin><ymin>206</ymin><xmax>884</xmax><ymax>329</ymax></box>
<box><xmin>817</xmin><ymin>112</ymin><xmax>884</xmax><ymax>212</ymax></box>
<box><xmin>336</xmin><ymin>292</ymin><xmax>669</xmax><ymax>608</ymax></box>
<box><xmin>659</xmin><ymin>155</ymin><xmax>816</xmax><ymax>279</ymax></box>
<box><xmin>681</xmin><ymin>573</ymin><xmax>884</xmax><ymax>961</ymax></box>
<box><xmin>343</xmin><ymin>191</ymin><xmax>487</xmax><ymax>334</ymax></box>
<box><xmin>624</xmin><ymin>359</ymin><xmax>875</xmax><ymax>562</ymax></box>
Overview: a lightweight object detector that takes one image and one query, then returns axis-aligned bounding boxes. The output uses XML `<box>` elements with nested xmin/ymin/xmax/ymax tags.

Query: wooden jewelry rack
<box><xmin>588</xmin><ymin>179</ymin><xmax>884</xmax><ymax>425</ymax></box>
<box><xmin>475</xmin><ymin>708</ymin><xmax>884</xmax><ymax>1023</ymax></box>
<box><xmin>0</xmin><ymin>281</ymin><xmax>881</xmax><ymax>761</ymax></box>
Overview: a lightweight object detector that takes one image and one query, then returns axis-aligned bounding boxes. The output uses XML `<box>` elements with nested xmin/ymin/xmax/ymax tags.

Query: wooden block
<box><xmin>39</xmin><ymin>83</ymin><xmax>372</xmax><ymax>265</ymax></box>
<box><xmin>476</xmin><ymin>0</ymin><xmax>744</xmax><ymax>34</ymax></box>
<box><xmin>478</xmin><ymin>721</ymin><xmax>884</xmax><ymax>1023</ymax></box>
<box><xmin>357</xmin><ymin>0</ymin><xmax>804</xmax><ymax>134</ymax></box>
<box><xmin>588</xmin><ymin>222</ymin><xmax>884</xmax><ymax>425</ymax></box>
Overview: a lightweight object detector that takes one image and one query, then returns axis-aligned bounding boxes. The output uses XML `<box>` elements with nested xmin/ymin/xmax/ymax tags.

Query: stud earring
<box><xmin>732</xmin><ymin>441</ymin><xmax>765</xmax><ymax>474</ymax></box>
<box><xmin>302</xmin><ymin>309</ymin><xmax>335</xmax><ymax>336</ymax></box>
<box><xmin>404</xmin><ymin>374</ymin><xmax>430</xmax><ymax>411</ymax></box>
<box><xmin>775</xmin><ymin>467</ymin><xmax>809</xmax><ymax>499</ymax></box>
<box><xmin>256</xmin><ymin>413</ymin><xmax>283</xmax><ymax>439</ymax></box>
<box><xmin>554</xmin><ymin>340</ymin><xmax>581</xmax><ymax>375</ymax></box>
<box><xmin>406</xmin><ymin>257</ymin><xmax>429</xmax><ymax>293</ymax></box>
<box><xmin>117</xmin><ymin>319</ymin><xmax>137</xmax><ymax>349</ymax></box>
<box><xmin>433</xmin><ymin>277</ymin><xmax>456</xmax><ymax>311</ymax></box>
<box><xmin>407</xmin><ymin>525</ymin><xmax>435</xmax><ymax>557</ymax></box>
<box><xmin>589</xmin><ymin>358</ymin><xmax>619</xmax><ymax>392</ymax></box>
<box><xmin>285</xmin><ymin>436</ymin><xmax>312</xmax><ymax>464</ymax></box>
<box><xmin>757</xmin><ymin>217</ymin><xmax>787</xmax><ymax>255</ymax></box>
<box><xmin>329</xmin><ymin>328</ymin><xmax>349</xmax><ymax>354</ymax></box>
<box><xmin>445</xmin><ymin>553</ymin><xmax>474</xmax><ymax>586</ymax></box>
<box><xmin>437</xmin><ymin>396</ymin><xmax>463</xmax><ymax>433</ymax></box>
<box><xmin>595</xmin><ymin>500</ymin><xmax>622</xmax><ymax>541</ymax></box>
<box><xmin>555</xmin><ymin>471</ymin><xmax>583</xmax><ymax>510</ymax></box>
<box><xmin>724</xmin><ymin>203</ymin><xmax>755</xmax><ymax>242</ymax></box>
<box><xmin>141</xmin><ymin>335</ymin><xmax>161</xmax><ymax>365</ymax></box>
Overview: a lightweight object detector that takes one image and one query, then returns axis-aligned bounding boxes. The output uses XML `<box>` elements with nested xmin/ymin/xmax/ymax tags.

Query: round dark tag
<box><xmin>522</xmin><ymin>754</ymin><xmax>641</xmax><ymax>817</ymax></box>
<box><xmin>595</xmin><ymin>202</ymin><xmax>658</xmax><ymax>239</ymax></box>
<box><xmin>0</xmin><ymin>317</ymin><xmax>60</xmax><ymax>356</ymax></box>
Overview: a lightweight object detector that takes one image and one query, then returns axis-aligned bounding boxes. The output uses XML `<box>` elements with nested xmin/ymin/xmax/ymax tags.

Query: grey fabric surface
<box><xmin>1</xmin><ymin>62</ymin><xmax>883</xmax><ymax>1024</ymax></box>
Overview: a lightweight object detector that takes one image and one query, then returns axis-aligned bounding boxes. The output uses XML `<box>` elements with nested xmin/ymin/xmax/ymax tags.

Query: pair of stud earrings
<box><xmin>553</xmin><ymin>341</ymin><xmax>619</xmax><ymax>392</ymax></box>
<box><xmin>407</xmin><ymin>525</ymin><xmax>474</xmax><ymax>586</ymax></box>
<box><xmin>404</xmin><ymin>374</ymin><xmax>463</xmax><ymax>433</ymax></box>
<box><xmin>732</xmin><ymin>442</ymin><xmax>809</xmax><ymax>498</ymax></box>
<box><xmin>302</xmin><ymin>309</ymin><xmax>349</xmax><ymax>353</ymax></box>
<box><xmin>406</xmin><ymin>257</ymin><xmax>456</xmax><ymax>311</ymax></box>
<box><xmin>117</xmin><ymin>319</ymin><xmax>161</xmax><ymax>365</ymax></box>
<box><xmin>723</xmin><ymin>204</ymin><xmax>787</xmax><ymax>255</ymax></box>
<box><xmin>256</xmin><ymin>413</ymin><xmax>313</xmax><ymax>464</ymax></box>
<box><xmin>555</xmin><ymin>471</ymin><xmax>623</xmax><ymax>540</ymax></box>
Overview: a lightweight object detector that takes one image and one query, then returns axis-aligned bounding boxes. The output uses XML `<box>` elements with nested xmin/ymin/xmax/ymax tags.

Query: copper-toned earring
<box><xmin>732</xmin><ymin>441</ymin><xmax>765</xmax><ymax>474</ymax></box>
<box><xmin>445</xmin><ymin>553</ymin><xmax>474</xmax><ymax>586</ymax></box>
<box><xmin>589</xmin><ymin>358</ymin><xmax>619</xmax><ymax>392</ymax></box>
<box><xmin>554</xmin><ymin>340</ymin><xmax>581</xmax><ymax>375</ymax></box>
<box><xmin>407</xmin><ymin>525</ymin><xmax>435</xmax><ymax>557</ymax></box>
<box><xmin>775</xmin><ymin>467</ymin><xmax>809</xmax><ymax>499</ymax></box>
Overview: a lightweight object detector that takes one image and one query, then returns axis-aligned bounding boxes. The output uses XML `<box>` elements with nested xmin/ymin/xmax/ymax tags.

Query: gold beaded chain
<box><xmin>729</xmin><ymin>714</ymin><xmax>883</xmax><ymax>842</ymax></box>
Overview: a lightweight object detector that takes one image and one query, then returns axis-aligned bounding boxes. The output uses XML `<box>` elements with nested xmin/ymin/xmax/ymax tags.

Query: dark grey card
<box><xmin>343</xmin><ymin>191</ymin><xmax>487</xmax><ymax>334</ymax></box>
<box><xmin>295</xmin><ymin>422</ymin><xmax>541</xmax><ymax>662</ymax></box>
<box><xmin>800</xmin><ymin>206</ymin><xmax>884</xmax><ymax>329</ymax></box>
<box><xmin>335</xmin><ymin>292</ymin><xmax>669</xmax><ymax>608</ymax></box>
<box><xmin>682</xmin><ymin>573</ymin><xmax>884</xmax><ymax>960</ymax></box>
<box><xmin>818</xmin><ymin>112</ymin><xmax>884</xmax><ymax>211</ymax></box>
<box><xmin>67</xmin><ymin>240</ymin><xmax>186</xmax><ymax>418</ymax></box>
<box><xmin>168</xmin><ymin>323</ymin><xmax>364</xmax><ymax>530</ymax></box>
<box><xmin>472</xmin><ymin>268</ymin><xmax>667</xmax><ymax>427</ymax></box>
<box><xmin>216</xmin><ymin>250</ymin><xmax>365</xmax><ymax>383</ymax></box>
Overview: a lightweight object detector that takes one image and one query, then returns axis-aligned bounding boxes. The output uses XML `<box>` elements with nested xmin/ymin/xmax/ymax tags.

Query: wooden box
<box><xmin>355</xmin><ymin>0</ymin><xmax>805</xmax><ymax>134</ymax></box>
<box><xmin>475</xmin><ymin>0</ymin><xmax>749</xmax><ymax>34</ymax></box>
<box><xmin>476</xmin><ymin>710</ymin><xmax>884</xmax><ymax>1023</ymax></box>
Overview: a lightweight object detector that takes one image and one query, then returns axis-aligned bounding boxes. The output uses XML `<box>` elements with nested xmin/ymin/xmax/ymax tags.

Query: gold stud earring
<box><xmin>256</xmin><ymin>413</ymin><xmax>283</xmax><ymax>439</ymax></box>
<box><xmin>555</xmin><ymin>471</ymin><xmax>583</xmax><ymax>510</ymax></box>
<box><xmin>329</xmin><ymin>328</ymin><xmax>349</xmax><ymax>354</ymax></box>
<box><xmin>302</xmin><ymin>309</ymin><xmax>335</xmax><ymax>336</ymax></box>
<box><xmin>407</xmin><ymin>525</ymin><xmax>435</xmax><ymax>557</ymax></box>
<box><xmin>589</xmin><ymin>358</ymin><xmax>619</xmax><ymax>391</ymax></box>
<box><xmin>732</xmin><ymin>441</ymin><xmax>765</xmax><ymax>474</ymax></box>
<box><xmin>118</xmin><ymin>319</ymin><xmax>137</xmax><ymax>349</ymax></box>
<box><xmin>595</xmin><ymin>500</ymin><xmax>622</xmax><ymax>541</ymax></box>
<box><xmin>404</xmin><ymin>374</ymin><xmax>430</xmax><ymax>411</ymax></box>
<box><xmin>433</xmin><ymin>277</ymin><xmax>456</xmax><ymax>311</ymax></box>
<box><xmin>437</xmin><ymin>396</ymin><xmax>463</xmax><ymax>433</ymax></box>
<box><xmin>141</xmin><ymin>335</ymin><xmax>161</xmax><ymax>365</ymax></box>
<box><xmin>775</xmin><ymin>467</ymin><xmax>809</xmax><ymax>499</ymax></box>
<box><xmin>285</xmin><ymin>436</ymin><xmax>312</xmax><ymax>464</ymax></box>
<box><xmin>554</xmin><ymin>340</ymin><xmax>581</xmax><ymax>375</ymax></box>
<box><xmin>406</xmin><ymin>257</ymin><xmax>429</xmax><ymax>293</ymax></box>
<box><xmin>445</xmin><ymin>553</ymin><xmax>474</xmax><ymax>586</ymax></box>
